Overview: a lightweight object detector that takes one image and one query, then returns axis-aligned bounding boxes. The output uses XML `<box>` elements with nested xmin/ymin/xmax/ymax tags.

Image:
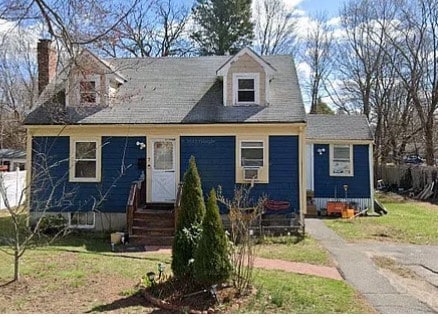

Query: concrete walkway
<box><xmin>306</xmin><ymin>218</ymin><xmax>435</xmax><ymax>313</ymax></box>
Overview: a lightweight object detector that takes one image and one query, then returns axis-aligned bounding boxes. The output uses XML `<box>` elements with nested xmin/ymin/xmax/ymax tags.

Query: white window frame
<box><xmin>79</xmin><ymin>75</ymin><xmax>101</xmax><ymax>105</ymax></box>
<box><xmin>233</xmin><ymin>73</ymin><xmax>260</xmax><ymax>105</ymax></box>
<box><xmin>68</xmin><ymin>212</ymin><xmax>95</xmax><ymax>229</ymax></box>
<box><xmin>69</xmin><ymin>137</ymin><xmax>102</xmax><ymax>182</ymax></box>
<box><xmin>330</xmin><ymin>144</ymin><xmax>354</xmax><ymax>177</ymax></box>
<box><xmin>236</xmin><ymin>136</ymin><xmax>269</xmax><ymax>183</ymax></box>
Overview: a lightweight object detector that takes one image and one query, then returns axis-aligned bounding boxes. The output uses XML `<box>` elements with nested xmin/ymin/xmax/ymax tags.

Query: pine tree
<box><xmin>193</xmin><ymin>188</ymin><xmax>232</xmax><ymax>286</ymax></box>
<box><xmin>191</xmin><ymin>0</ymin><xmax>254</xmax><ymax>56</ymax></box>
<box><xmin>171</xmin><ymin>156</ymin><xmax>206</xmax><ymax>279</ymax></box>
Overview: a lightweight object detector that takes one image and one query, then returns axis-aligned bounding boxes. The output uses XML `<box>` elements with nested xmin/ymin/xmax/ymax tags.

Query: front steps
<box><xmin>130</xmin><ymin>206</ymin><xmax>175</xmax><ymax>246</ymax></box>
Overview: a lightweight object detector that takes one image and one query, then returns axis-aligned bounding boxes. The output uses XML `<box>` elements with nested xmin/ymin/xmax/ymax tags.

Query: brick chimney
<box><xmin>37</xmin><ymin>39</ymin><xmax>58</xmax><ymax>95</ymax></box>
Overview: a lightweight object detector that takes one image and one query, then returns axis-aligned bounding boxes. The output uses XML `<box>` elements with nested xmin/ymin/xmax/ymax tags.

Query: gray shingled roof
<box><xmin>25</xmin><ymin>54</ymin><xmax>305</xmax><ymax>125</ymax></box>
<box><xmin>306</xmin><ymin>114</ymin><xmax>373</xmax><ymax>141</ymax></box>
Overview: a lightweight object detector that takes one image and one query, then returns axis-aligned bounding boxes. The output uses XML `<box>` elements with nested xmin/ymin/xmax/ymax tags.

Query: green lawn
<box><xmin>231</xmin><ymin>269</ymin><xmax>374</xmax><ymax>313</ymax></box>
<box><xmin>0</xmin><ymin>212</ymin><xmax>372</xmax><ymax>313</ymax></box>
<box><xmin>325</xmin><ymin>193</ymin><xmax>438</xmax><ymax>245</ymax></box>
<box><xmin>255</xmin><ymin>235</ymin><xmax>333</xmax><ymax>266</ymax></box>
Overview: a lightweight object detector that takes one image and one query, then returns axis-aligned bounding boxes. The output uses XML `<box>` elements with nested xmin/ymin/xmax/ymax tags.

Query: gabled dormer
<box><xmin>216</xmin><ymin>47</ymin><xmax>276</xmax><ymax>107</ymax></box>
<box><xmin>66</xmin><ymin>49</ymin><xmax>126</xmax><ymax>107</ymax></box>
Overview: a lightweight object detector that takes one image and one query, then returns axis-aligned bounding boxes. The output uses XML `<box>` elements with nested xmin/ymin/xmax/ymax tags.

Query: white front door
<box><xmin>151</xmin><ymin>139</ymin><xmax>176</xmax><ymax>202</ymax></box>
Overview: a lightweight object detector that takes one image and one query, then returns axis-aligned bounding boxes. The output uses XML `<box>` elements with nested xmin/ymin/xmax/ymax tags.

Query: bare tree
<box><xmin>0</xmin><ymin>0</ymin><xmax>140</xmax><ymax>57</ymax></box>
<box><xmin>253</xmin><ymin>0</ymin><xmax>297</xmax><ymax>56</ymax></box>
<box><xmin>0</xmin><ymin>135</ymin><xmax>134</xmax><ymax>282</ymax></box>
<box><xmin>332</xmin><ymin>0</ymin><xmax>397</xmax><ymax>119</ymax></box>
<box><xmin>92</xmin><ymin>0</ymin><xmax>193</xmax><ymax>58</ymax></box>
<box><xmin>384</xmin><ymin>0</ymin><xmax>438</xmax><ymax>165</ymax></box>
<box><xmin>303</xmin><ymin>13</ymin><xmax>333</xmax><ymax>114</ymax></box>
<box><xmin>0</xmin><ymin>147</ymin><xmax>72</xmax><ymax>282</ymax></box>
<box><xmin>0</xmin><ymin>25</ymin><xmax>37</xmax><ymax>149</ymax></box>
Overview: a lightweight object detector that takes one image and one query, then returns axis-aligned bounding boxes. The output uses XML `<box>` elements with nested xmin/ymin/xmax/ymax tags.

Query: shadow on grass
<box><xmin>0</xmin><ymin>280</ymin><xmax>15</xmax><ymax>287</ymax></box>
<box><xmin>47</xmin><ymin>247</ymin><xmax>171</xmax><ymax>263</ymax></box>
<box><xmin>86</xmin><ymin>290</ymin><xmax>154</xmax><ymax>313</ymax></box>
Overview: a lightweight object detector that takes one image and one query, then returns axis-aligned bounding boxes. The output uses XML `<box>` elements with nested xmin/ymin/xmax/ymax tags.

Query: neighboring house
<box><xmin>0</xmin><ymin>149</ymin><xmax>26</xmax><ymax>172</ymax></box>
<box><xmin>24</xmin><ymin>39</ymin><xmax>373</xmax><ymax>232</ymax></box>
<box><xmin>306</xmin><ymin>114</ymin><xmax>374</xmax><ymax>211</ymax></box>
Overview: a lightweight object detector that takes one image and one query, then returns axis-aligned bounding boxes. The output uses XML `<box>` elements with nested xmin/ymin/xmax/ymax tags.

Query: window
<box><xmin>236</xmin><ymin>137</ymin><xmax>268</xmax><ymax>183</ymax></box>
<box><xmin>241</xmin><ymin>141</ymin><xmax>264</xmax><ymax>167</ymax></box>
<box><xmin>233</xmin><ymin>73</ymin><xmax>259</xmax><ymax>105</ymax></box>
<box><xmin>70</xmin><ymin>138</ymin><xmax>101</xmax><ymax>182</ymax></box>
<box><xmin>69</xmin><ymin>212</ymin><xmax>95</xmax><ymax>229</ymax></box>
<box><xmin>80</xmin><ymin>81</ymin><xmax>97</xmax><ymax>104</ymax></box>
<box><xmin>330</xmin><ymin>144</ymin><xmax>353</xmax><ymax>176</ymax></box>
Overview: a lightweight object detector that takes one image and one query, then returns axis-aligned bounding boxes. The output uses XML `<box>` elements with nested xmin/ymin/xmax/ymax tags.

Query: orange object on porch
<box><xmin>342</xmin><ymin>208</ymin><xmax>355</xmax><ymax>219</ymax></box>
<box><xmin>327</xmin><ymin>201</ymin><xmax>347</xmax><ymax>216</ymax></box>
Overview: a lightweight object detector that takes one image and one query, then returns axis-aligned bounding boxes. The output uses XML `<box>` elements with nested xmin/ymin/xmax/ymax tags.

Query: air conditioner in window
<box><xmin>243</xmin><ymin>167</ymin><xmax>260</xmax><ymax>181</ymax></box>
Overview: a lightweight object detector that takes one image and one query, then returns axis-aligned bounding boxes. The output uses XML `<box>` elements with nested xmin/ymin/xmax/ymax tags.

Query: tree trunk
<box><xmin>14</xmin><ymin>250</ymin><xmax>20</xmax><ymax>281</ymax></box>
<box><xmin>424</xmin><ymin>125</ymin><xmax>435</xmax><ymax>166</ymax></box>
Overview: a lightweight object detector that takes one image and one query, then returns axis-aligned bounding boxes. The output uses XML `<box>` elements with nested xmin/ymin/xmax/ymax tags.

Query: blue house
<box><xmin>306</xmin><ymin>115</ymin><xmax>374</xmax><ymax>213</ymax></box>
<box><xmin>24</xmin><ymin>40</ymin><xmax>373</xmax><ymax>238</ymax></box>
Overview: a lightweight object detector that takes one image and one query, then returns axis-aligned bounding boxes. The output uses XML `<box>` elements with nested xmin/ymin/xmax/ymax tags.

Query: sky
<box><xmin>296</xmin><ymin>0</ymin><xmax>345</xmax><ymax>17</ymax></box>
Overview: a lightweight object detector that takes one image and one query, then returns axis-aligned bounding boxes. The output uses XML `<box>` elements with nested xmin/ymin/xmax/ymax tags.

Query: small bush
<box><xmin>194</xmin><ymin>188</ymin><xmax>232</xmax><ymax>286</ymax></box>
<box><xmin>172</xmin><ymin>156</ymin><xmax>206</xmax><ymax>279</ymax></box>
<box><xmin>39</xmin><ymin>214</ymin><xmax>67</xmax><ymax>235</ymax></box>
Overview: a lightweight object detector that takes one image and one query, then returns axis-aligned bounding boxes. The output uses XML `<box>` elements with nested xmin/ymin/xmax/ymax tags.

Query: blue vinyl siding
<box><xmin>252</xmin><ymin>136</ymin><xmax>299</xmax><ymax>213</ymax></box>
<box><xmin>31</xmin><ymin>136</ymin><xmax>146</xmax><ymax>213</ymax></box>
<box><xmin>31</xmin><ymin>137</ymin><xmax>72</xmax><ymax>213</ymax></box>
<box><xmin>99</xmin><ymin>136</ymin><xmax>146</xmax><ymax>212</ymax></box>
<box><xmin>180</xmin><ymin>136</ymin><xmax>236</xmax><ymax>208</ymax></box>
<box><xmin>180</xmin><ymin>135</ymin><xmax>300</xmax><ymax>213</ymax></box>
<box><xmin>313</xmin><ymin>144</ymin><xmax>370</xmax><ymax>198</ymax></box>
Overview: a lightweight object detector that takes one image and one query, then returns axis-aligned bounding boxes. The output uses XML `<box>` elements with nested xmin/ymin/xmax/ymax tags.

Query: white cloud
<box><xmin>283</xmin><ymin>0</ymin><xmax>305</xmax><ymax>11</ymax></box>
<box><xmin>0</xmin><ymin>19</ymin><xmax>43</xmax><ymax>59</ymax></box>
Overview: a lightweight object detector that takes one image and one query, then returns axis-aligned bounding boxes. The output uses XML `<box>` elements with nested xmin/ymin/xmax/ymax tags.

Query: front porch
<box><xmin>126</xmin><ymin>182</ymin><xmax>304</xmax><ymax>247</ymax></box>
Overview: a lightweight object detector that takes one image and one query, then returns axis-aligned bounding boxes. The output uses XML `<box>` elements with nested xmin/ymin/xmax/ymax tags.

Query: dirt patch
<box><xmin>0</xmin><ymin>274</ymin><xmax>152</xmax><ymax>314</ymax></box>
<box><xmin>141</xmin><ymin>278</ymin><xmax>246</xmax><ymax>313</ymax></box>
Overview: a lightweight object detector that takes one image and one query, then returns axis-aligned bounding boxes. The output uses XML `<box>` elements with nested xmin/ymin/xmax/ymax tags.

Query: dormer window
<box><xmin>233</xmin><ymin>73</ymin><xmax>260</xmax><ymax>105</ymax></box>
<box><xmin>77</xmin><ymin>74</ymin><xmax>101</xmax><ymax>105</ymax></box>
<box><xmin>80</xmin><ymin>81</ymin><xmax>97</xmax><ymax>103</ymax></box>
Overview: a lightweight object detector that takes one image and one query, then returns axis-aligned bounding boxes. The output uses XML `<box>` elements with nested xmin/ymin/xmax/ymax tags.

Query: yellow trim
<box><xmin>26</xmin><ymin>123</ymin><xmax>305</xmax><ymax>137</ymax></box>
<box><xmin>69</xmin><ymin>137</ymin><xmax>102</xmax><ymax>182</ymax></box>
<box><xmin>299</xmin><ymin>129</ymin><xmax>306</xmax><ymax>215</ymax></box>
<box><xmin>329</xmin><ymin>144</ymin><xmax>354</xmax><ymax>177</ymax></box>
<box><xmin>235</xmin><ymin>136</ymin><xmax>269</xmax><ymax>184</ymax></box>
<box><xmin>306</xmin><ymin>139</ymin><xmax>372</xmax><ymax>145</ymax></box>
<box><xmin>26</xmin><ymin>129</ymin><xmax>33</xmax><ymax>213</ymax></box>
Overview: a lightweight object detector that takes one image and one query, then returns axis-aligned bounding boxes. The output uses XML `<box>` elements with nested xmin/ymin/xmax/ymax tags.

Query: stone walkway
<box><xmin>306</xmin><ymin>218</ymin><xmax>436</xmax><ymax>314</ymax></box>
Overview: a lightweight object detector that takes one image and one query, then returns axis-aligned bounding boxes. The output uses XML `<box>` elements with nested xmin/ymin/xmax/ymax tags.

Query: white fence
<box><xmin>0</xmin><ymin>170</ymin><xmax>26</xmax><ymax>210</ymax></box>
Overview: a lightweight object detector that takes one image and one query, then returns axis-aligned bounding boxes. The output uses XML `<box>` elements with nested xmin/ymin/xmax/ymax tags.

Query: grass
<box><xmin>0</xmin><ymin>212</ymin><xmax>371</xmax><ymax>313</ymax></box>
<box><xmin>255</xmin><ymin>235</ymin><xmax>333</xmax><ymax>266</ymax></box>
<box><xmin>324</xmin><ymin>192</ymin><xmax>438</xmax><ymax>245</ymax></box>
<box><xmin>231</xmin><ymin>269</ymin><xmax>374</xmax><ymax>313</ymax></box>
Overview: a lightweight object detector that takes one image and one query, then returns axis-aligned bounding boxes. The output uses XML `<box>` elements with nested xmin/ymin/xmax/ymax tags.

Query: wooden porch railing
<box><xmin>126</xmin><ymin>181</ymin><xmax>140</xmax><ymax>236</ymax></box>
<box><xmin>174</xmin><ymin>182</ymin><xmax>184</xmax><ymax>229</ymax></box>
